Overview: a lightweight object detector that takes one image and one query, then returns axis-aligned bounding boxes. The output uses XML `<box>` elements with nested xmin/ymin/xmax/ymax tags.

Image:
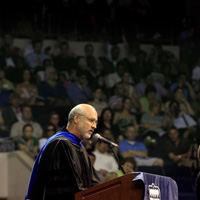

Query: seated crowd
<box><xmin>0</xmin><ymin>32</ymin><xmax>199</xmax><ymax>183</ymax></box>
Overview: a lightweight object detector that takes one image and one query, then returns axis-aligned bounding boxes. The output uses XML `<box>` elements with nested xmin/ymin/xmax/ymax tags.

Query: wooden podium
<box><xmin>75</xmin><ymin>173</ymin><xmax>144</xmax><ymax>200</ymax></box>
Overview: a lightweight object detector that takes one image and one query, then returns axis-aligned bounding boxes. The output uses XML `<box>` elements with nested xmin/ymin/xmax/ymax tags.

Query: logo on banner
<box><xmin>148</xmin><ymin>183</ymin><xmax>161</xmax><ymax>200</ymax></box>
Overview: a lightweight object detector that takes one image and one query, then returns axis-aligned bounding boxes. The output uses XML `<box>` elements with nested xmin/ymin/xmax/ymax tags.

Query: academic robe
<box><xmin>25</xmin><ymin>130</ymin><xmax>100</xmax><ymax>200</ymax></box>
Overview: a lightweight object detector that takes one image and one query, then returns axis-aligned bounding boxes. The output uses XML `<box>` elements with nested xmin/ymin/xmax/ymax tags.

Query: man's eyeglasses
<box><xmin>80</xmin><ymin>115</ymin><xmax>98</xmax><ymax>126</ymax></box>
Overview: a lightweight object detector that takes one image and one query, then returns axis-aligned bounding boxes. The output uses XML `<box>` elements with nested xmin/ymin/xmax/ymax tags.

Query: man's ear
<box><xmin>74</xmin><ymin>114</ymin><xmax>79</xmax><ymax>124</ymax></box>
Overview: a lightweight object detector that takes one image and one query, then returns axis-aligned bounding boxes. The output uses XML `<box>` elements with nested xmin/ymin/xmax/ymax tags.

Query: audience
<box><xmin>136</xmin><ymin>73</ymin><xmax>169</xmax><ymax>101</ymax></box>
<box><xmin>164</xmin><ymin>127</ymin><xmax>192</xmax><ymax>167</ymax></box>
<box><xmin>113</xmin><ymin>97</ymin><xmax>139</xmax><ymax>135</ymax></box>
<box><xmin>66</xmin><ymin>70</ymin><xmax>91</xmax><ymax>106</ymax></box>
<box><xmin>140</xmin><ymin>99</ymin><xmax>167</xmax><ymax>139</ymax></box>
<box><xmin>0</xmin><ymin>77</ymin><xmax>11</xmax><ymax>109</ymax></box>
<box><xmin>165</xmin><ymin>100</ymin><xmax>197</xmax><ymax>139</ymax></box>
<box><xmin>10</xmin><ymin>105</ymin><xmax>43</xmax><ymax>140</ymax></box>
<box><xmin>17</xmin><ymin>124</ymin><xmax>39</xmax><ymax>159</ymax></box>
<box><xmin>25</xmin><ymin>40</ymin><xmax>52</xmax><ymax>72</ymax></box>
<box><xmin>2</xmin><ymin>92</ymin><xmax>22</xmax><ymax>131</ymax></box>
<box><xmin>165</xmin><ymin>87</ymin><xmax>195</xmax><ymax>117</ymax></box>
<box><xmin>108</xmin><ymin>82</ymin><xmax>125</xmax><ymax>111</ymax></box>
<box><xmin>139</xmin><ymin>85</ymin><xmax>158</xmax><ymax>114</ymax></box>
<box><xmin>119</xmin><ymin>125</ymin><xmax>164</xmax><ymax>167</ymax></box>
<box><xmin>88</xmin><ymin>87</ymin><xmax>108</xmax><ymax>117</ymax></box>
<box><xmin>39</xmin><ymin>123</ymin><xmax>57</xmax><ymax>150</ymax></box>
<box><xmin>38</xmin><ymin>66</ymin><xmax>70</xmax><ymax>106</ymax></box>
<box><xmin>16</xmin><ymin>68</ymin><xmax>39</xmax><ymax>105</ymax></box>
<box><xmin>93</xmin><ymin>140</ymin><xmax>118</xmax><ymax>181</ymax></box>
<box><xmin>0</xmin><ymin>30</ymin><xmax>200</xmax><ymax>194</ymax></box>
<box><xmin>95</xmin><ymin>107</ymin><xmax>121</xmax><ymax>141</ymax></box>
<box><xmin>48</xmin><ymin>111</ymin><xmax>62</xmax><ymax>131</ymax></box>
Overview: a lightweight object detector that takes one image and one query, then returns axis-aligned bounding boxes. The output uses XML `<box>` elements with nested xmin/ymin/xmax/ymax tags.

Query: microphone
<box><xmin>92</xmin><ymin>133</ymin><xmax>118</xmax><ymax>148</ymax></box>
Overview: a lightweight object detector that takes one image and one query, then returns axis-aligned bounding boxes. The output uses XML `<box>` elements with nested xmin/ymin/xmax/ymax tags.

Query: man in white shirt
<box><xmin>93</xmin><ymin>141</ymin><xmax>118</xmax><ymax>178</ymax></box>
<box><xmin>10</xmin><ymin>105</ymin><xmax>43</xmax><ymax>140</ymax></box>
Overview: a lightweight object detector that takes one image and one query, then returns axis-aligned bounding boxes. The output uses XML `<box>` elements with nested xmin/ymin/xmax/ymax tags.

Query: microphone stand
<box><xmin>108</xmin><ymin>144</ymin><xmax>125</xmax><ymax>175</ymax></box>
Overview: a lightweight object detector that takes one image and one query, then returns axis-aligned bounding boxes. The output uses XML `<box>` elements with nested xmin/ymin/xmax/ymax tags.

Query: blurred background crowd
<box><xmin>0</xmin><ymin>0</ymin><xmax>200</xmax><ymax>199</ymax></box>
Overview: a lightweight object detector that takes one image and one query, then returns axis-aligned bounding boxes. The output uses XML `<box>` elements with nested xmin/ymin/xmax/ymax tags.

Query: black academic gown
<box><xmin>27</xmin><ymin>136</ymin><xmax>100</xmax><ymax>200</ymax></box>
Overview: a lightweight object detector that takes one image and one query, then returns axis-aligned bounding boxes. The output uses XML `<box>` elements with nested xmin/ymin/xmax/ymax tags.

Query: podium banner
<box><xmin>132</xmin><ymin>172</ymin><xmax>179</xmax><ymax>200</ymax></box>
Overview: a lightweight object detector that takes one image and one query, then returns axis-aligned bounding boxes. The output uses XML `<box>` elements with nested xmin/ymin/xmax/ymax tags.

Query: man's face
<box><xmin>10</xmin><ymin>98</ymin><xmax>20</xmax><ymax>107</ymax></box>
<box><xmin>169</xmin><ymin>129</ymin><xmax>179</xmax><ymax>142</ymax></box>
<box><xmin>78</xmin><ymin>75</ymin><xmax>87</xmax><ymax>86</ymax></box>
<box><xmin>22</xmin><ymin>107</ymin><xmax>32</xmax><ymax>120</ymax></box>
<box><xmin>98</xmin><ymin>142</ymin><xmax>109</xmax><ymax>153</ymax></box>
<box><xmin>23</xmin><ymin>126</ymin><xmax>33</xmax><ymax>139</ymax></box>
<box><xmin>116</xmin><ymin>84</ymin><xmax>124</xmax><ymax>96</ymax></box>
<box><xmin>123</xmin><ymin>162</ymin><xmax>134</xmax><ymax>174</ymax></box>
<box><xmin>125</xmin><ymin>126</ymin><xmax>137</xmax><ymax>141</ymax></box>
<box><xmin>50</xmin><ymin>114</ymin><xmax>59</xmax><ymax>126</ymax></box>
<box><xmin>77</xmin><ymin>107</ymin><xmax>98</xmax><ymax>140</ymax></box>
<box><xmin>34</xmin><ymin>42</ymin><xmax>42</xmax><ymax>54</ymax></box>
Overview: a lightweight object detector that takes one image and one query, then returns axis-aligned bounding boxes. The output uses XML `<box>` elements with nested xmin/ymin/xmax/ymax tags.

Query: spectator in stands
<box><xmin>165</xmin><ymin>100</ymin><xmax>197</xmax><ymax>139</ymax></box>
<box><xmin>39</xmin><ymin>123</ymin><xmax>57</xmax><ymax>150</ymax></box>
<box><xmin>147</xmin><ymin>43</ymin><xmax>176</xmax><ymax>73</ymax></box>
<box><xmin>17</xmin><ymin>124</ymin><xmax>39</xmax><ymax>159</ymax></box>
<box><xmin>92</xmin><ymin>74</ymin><xmax>110</xmax><ymax>101</ymax></box>
<box><xmin>170</xmin><ymin>72</ymin><xmax>197</xmax><ymax>101</ymax></box>
<box><xmin>16</xmin><ymin>68</ymin><xmax>39</xmax><ymax>105</ymax></box>
<box><xmin>136</xmin><ymin>73</ymin><xmax>169</xmax><ymax>101</ymax></box>
<box><xmin>120</xmin><ymin>71</ymin><xmax>140</xmax><ymax>113</ymax></box>
<box><xmin>129</xmin><ymin>49</ymin><xmax>148</xmax><ymax>83</ymax></box>
<box><xmin>119</xmin><ymin>125</ymin><xmax>164</xmax><ymax>167</ymax></box>
<box><xmin>105</xmin><ymin>61</ymin><xmax>126</xmax><ymax>89</ymax></box>
<box><xmin>100</xmin><ymin>45</ymin><xmax>123</xmax><ymax>75</ymax></box>
<box><xmin>86</xmin><ymin>56</ymin><xmax>103</xmax><ymax>86</ymax></box>
<box><xmin>192</xmin><ymin>56</ymin><xmax>200</xmax><ymax>83</ymax></box>
<box><xmin>95</xmin><ymin>107</ymin><xmax>121</xmax><ymax>141</ymax></box>
<box><xmin>161</xmin><ymin>61</ymin><xmax>178</xmax><ymax>91</ymax></box>
<box><xmin>104</xmin><ymin>156</ymin><xmax>137</xmax><ymax>181</ymax></box>
<box><xmin>51</xmin><ymin>35</ymin><xmax>75</xmax><ymax>57</ymax></box>
<box><xmin>93</xmin><ymin>140</ymin><xmax>118</xmax><ymax>180</ymax></box>
<box><xmin>52</xmin><ymin>41</ymin><xmax>76</xmax><ymax>73</ymax></box>
<box><xmin>113</xmin><ymin>97</ymin><xmax>139</xmax><ymax>135</ymax></box>
<box><xmin>165</xmin><ymin>87</ymin><xmax>195</xmax><ymax>117</ymax></box>
<box><xmin>0</xmin><ymin>68</ymin><xmax>15</xmax><ymax>91</ymax></box>
<box><xmin>77</xmin><ymin>43</ymin><xmax>95</xmax><ymax>71</ymax></box>
<box><xmin>164</xmin><ymin>126</ymin><xmax>192</xmax><ymax>167</ymax></box>
<box><xmin>0</xmin><ymin>32</ymin><xmax>21</xmax><ymax>56</ymax></box>
<box><xmin>25</xmin><ymin>40</ymin><xmax>52</xmax><ymax>72</ymax></box>
<box><xmin>115</xmin><ymin>157</ymin><xmax>137</xmax><ymax>177</ymax></box>
<box><xmin>48</xmin><ymin>111</ymin><xmax>62</xmax><ymax>131</ymax></box>
<box><xmin>38</xmin><ymin>66</ymin><xmax>70</xmax><ymax>106</ymax></box>
<box><xmin>108</xmin><ymin>82</ymin><xmax>125</xmax><ymax>111</ymax></box>
<box><xmin>139</xmin><ymin>85</ymin><xmax>157</xmax><ymax>114</ymax></box>
<box><xmin>2</xmin><ymin>92</ymin><xmax>22</xmax><ymax>131</ymax></box>
<box><xmin>0</xmin><ymin>77</ymin><xmax>11</xmax><ymax>109</ymax></box>
<box><xmin>6</xmin><ymin>56</ymin><xmax>27</xmax><ymax>84</ymax></box>
<box><xmin>140</xmin><ymin>99</ymin><xmax>168</xmax><ymax>140</ymax></box>
<box><xmin>88</xmin><ymin>87</ymin><xmax>108</xmax><ymax>117</ymax></box>
<box><xmin>10</xmin><ymin>105</ymin><xmax>43</xmax><ymax>140</ymax></box>
<box><xmin>0</xmin><ymin>43</ymin><xmax>19</xmax><ymax>71</ymax></box>
<box><xmin>87</xmin><ymin>151</ymin><xmax>105</xmax><ymax>183</ymax></box>
<box><xmin>95</xmin><ymin>128</ymin><xmax>118</xmax><ymax>155</ymax></box>
<box><xmin>66</xmin><ymin>70</ymin><xmax>91</xmax><ymax>106</ymax></box>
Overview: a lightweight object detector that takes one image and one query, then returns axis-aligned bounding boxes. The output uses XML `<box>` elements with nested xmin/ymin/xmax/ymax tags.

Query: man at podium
<box><xmin>25</xmin><ymin>104</ymin><xmax>100</xmax><ymax>200</ymax></box>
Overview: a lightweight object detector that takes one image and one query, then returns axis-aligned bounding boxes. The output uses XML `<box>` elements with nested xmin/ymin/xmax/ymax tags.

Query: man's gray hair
<box><xmin>67</xmin><ymin>104</ymin><xmax>86</xmax><ymax>126</ymax></box>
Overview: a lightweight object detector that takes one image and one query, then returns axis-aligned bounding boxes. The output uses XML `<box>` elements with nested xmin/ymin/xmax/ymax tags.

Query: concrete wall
<box><xmin>0</xmin><ymin>151</ymin><xmax>35</xmax><ymax>200</ymax></box>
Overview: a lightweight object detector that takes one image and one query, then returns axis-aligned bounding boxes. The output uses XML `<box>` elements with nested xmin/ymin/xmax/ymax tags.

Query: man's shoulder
<box><xmin>12</xmin><ymin>120</ymin><xmax>24</xmax><ymax>127</ymax></box>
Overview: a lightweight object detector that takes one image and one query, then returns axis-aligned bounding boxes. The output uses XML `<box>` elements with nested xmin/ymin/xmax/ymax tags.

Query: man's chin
<box><xmin>82</xmin><ymin>133</ymin><xmax>92</xmax><ymax>140</ymax></box>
